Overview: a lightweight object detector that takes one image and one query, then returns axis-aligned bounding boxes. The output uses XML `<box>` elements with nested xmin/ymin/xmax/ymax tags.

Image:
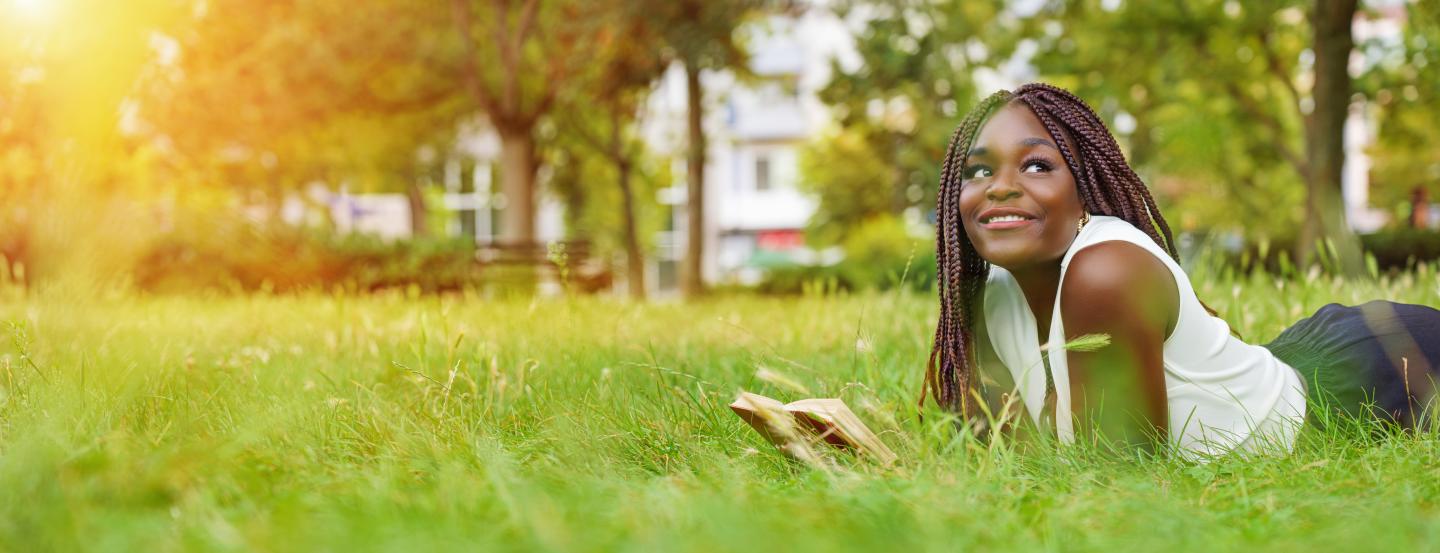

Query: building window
<box><xmin>459</xmin><ymin>208</ymin><xmax>477</xmax><ymax>239</ymax></box>
<box><xmin>755</xmin><ymin>155</ymin><xmax>771</xmax><ymax>192</ymax></box>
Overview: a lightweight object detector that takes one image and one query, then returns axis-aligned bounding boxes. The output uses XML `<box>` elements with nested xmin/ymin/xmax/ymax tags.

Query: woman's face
<box><xmin>958</xmin><ymin>102</ymin><xmax>1087</xmax><ymax>271</ymax></box>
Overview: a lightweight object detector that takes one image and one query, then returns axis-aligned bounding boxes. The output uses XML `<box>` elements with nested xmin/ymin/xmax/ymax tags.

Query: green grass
<box><xmin>1</xmin><ymin>266</ymin><xmax>1439</xmax><ymax>552</ymax></box>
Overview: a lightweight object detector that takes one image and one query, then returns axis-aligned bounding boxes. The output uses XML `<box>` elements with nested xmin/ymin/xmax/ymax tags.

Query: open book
<box><xmin>729</xmin><ymin>391</ymin><xmax>897</xmax><ymax>465</ymax></box>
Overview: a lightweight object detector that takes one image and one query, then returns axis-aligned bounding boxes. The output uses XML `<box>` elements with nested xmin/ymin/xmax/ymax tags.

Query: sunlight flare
<box><xmin>10</xmin><ymin>0</ymin><xmax>52</xmax><ymax>19</ymax></box>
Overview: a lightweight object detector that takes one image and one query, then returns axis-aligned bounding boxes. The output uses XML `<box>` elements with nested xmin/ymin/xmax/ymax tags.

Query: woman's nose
<box><xmin>985</xmin><ymin>175</ymin><xmax>1021</xmax><ymax>201</ymax></box>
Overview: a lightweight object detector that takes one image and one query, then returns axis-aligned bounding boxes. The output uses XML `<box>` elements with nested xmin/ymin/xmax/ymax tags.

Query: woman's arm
<box><xmin>972</xmin><ymin>312</ymin><xmax>1045</xmax><ymax>441</ymax></box>
<box><xmin>972</xmin><ymin>314</ymin><xmax>1015</xmax><ymax>427</ymax></box>
<box><xmin>1058</xmin><ymin>241</ymin><xmax>1179</xmax><ymax>451</ymax></box>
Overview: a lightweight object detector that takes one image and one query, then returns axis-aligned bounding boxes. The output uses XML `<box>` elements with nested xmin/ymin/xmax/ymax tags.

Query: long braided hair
<box><xmin>923</xmin><ymin>82</ymin><xmax>1196</xmax><ymax>419</ymax></box>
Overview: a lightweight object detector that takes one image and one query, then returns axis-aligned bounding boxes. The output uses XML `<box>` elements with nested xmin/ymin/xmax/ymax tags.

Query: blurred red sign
<box><xmin>756</xmin><ymin>229</ymin><xmax>803</xmax><ymax>251</ymax></box>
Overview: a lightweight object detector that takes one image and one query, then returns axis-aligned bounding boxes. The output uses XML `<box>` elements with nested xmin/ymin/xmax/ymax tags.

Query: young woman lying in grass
<box><xmin>923</xmin><ymin>83</ymin><xmax>1440</xmax><ymax>459</ymax></box>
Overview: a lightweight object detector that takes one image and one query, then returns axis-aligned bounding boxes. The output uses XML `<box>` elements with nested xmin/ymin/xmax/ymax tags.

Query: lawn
<box><xmin>1</xmin><ymin>266</ymin><xmax>1439</xmax><ymax>552</ymax></box>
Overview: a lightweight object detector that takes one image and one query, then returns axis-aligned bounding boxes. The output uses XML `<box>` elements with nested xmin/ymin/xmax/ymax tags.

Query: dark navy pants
<box><xmin>1263</xmin><ymin>300</ymin><xmax>1440</xmax><ymax>427</ymax></box>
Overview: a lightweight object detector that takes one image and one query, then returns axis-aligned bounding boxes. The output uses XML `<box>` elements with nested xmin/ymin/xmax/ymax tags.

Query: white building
<box><xmin>323</xmin><ymin>125</ymin><xmax>566</xmax><ymax>246</ymax></box>
<box><xmin>324</xmin><ymin>2</ymin><xmax>1418</xmax><ymax>294</ymax></box>
<box><xmin>1346</xmin><ymin>2</ymin><xmax>1410</xmax><ymax>232</ymax></box>
<box><xmin>322</xmin><ymin>9</ymin><xmax>853</xmax><ymax>298</ymax></box>
<box><xmin>641</xmin><ymin>10</ymin><xmax>857</xmax><ymax>294</ymax></box>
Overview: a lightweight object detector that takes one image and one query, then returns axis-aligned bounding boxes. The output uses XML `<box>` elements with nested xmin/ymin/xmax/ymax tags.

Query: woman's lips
<box><xmin>980</xmin><ymin>218</ymin><xmax>1036</xmax><ymax>230</ymax></box>
<box><xmin>977</xmin><ymin>207</ymin><xmax>1039</xmax><ymax>231</ymax></box>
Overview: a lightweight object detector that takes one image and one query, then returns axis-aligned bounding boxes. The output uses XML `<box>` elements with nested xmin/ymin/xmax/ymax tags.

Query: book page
<box><xmin>731</xmin><ymin>392</ymin><xmax>802</xmax><ymax>445</ymax></box>
<box><xmin>785</xmin><ymin>398</ymin><xmax>897</xmax><ymax>465</ymax></box>
<box><xmin>732</xmin><ymin>392</ymin><xmax>896</xmax><ymax>466</ymax></box>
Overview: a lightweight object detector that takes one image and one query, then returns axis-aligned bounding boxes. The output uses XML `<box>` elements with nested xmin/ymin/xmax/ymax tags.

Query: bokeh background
<box><xmin>1</xmin><ymin>0</ymin><xmax>1437</xmax><ymax>299</ymax></box>
<box><xmin>5</xmin><ymin>3</ymin><xmax>1440</xmax><ymax>551</ymax></box>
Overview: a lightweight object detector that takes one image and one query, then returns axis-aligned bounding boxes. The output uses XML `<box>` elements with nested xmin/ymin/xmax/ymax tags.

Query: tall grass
<box><xmin>0</xmin><ymin>267</ymin><xmax>1437</xmax><ymax>552</ymax></box>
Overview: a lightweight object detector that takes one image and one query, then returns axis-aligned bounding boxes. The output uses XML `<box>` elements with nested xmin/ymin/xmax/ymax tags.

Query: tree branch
<box><xmin>562</xmin><ymin>109</ymin><xmax>611</xmax><ymax>161</ymax></box>
<box><xmin>1257</xmin><ymin>28</ymin><xmax>1309</xmax><ymax>129</ymax></box>
<box><xmin>527</xmin><ymin>2</ymin><xmax>595</xmax><ymax>127</ymax></box>
<box><xmin>449</xmin><ymin>0</ymin><xmax>500</xmax><ymax>120</ymax></box>
<box><xmin>492</xmin><ymin>0</ymin><xmax>521</xmax><ymax>116</ymax></box>
<box><xmin>1223</xmin><ymin>81</ymin><xmax>1311</xmax><ymax>181</ymax></box>
<box><xmin>516</xmin><ymin>0</ymin><xmax>540</xmax><ymax>44</ymax></box>
<box><xmin>1175</xmin><ymin>4</ymin><xmax>1310</xmax><ymax>182</ymax></box>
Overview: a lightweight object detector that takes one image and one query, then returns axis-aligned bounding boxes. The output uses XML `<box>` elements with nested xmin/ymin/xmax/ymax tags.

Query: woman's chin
<box><xmin>976</xmin><ymin>247</ymin><xmax>1044</xmax><ymax>270</ymax></box>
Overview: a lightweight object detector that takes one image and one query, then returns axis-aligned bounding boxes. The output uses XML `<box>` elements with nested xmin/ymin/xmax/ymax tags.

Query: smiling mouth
<box><xmin>979</xmin><ymin>214</ymin><xmax>1037</xmax><ymax>229</ymax></box>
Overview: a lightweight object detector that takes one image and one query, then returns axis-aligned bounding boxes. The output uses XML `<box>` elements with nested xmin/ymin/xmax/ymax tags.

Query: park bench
<box><xmin>475</xmin><ymin>240</ymin><xmax>611</xmax><ymax>293</ymax></box>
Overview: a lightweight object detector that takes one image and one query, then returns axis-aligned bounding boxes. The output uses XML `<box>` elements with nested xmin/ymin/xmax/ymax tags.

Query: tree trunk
<box><xmin>406</xmin><ymin>178</ymin><xmax>428</xmax><ymax>237</ymax></box>
<box><xmin>617</xmin><ymin>159</ymin><xmax>646</xmax><ymax>300</ymax></box>
<box><xmin>497</xmin><ymin>126</ymin><xmax>538</xmax><ymax>244</ymax></box>
<box><xmin>1301</xmin><ymin>0</ymin><xmax>1365</xmax><ymax>276</ymax></box>
<box><xmin>611</xmin><ymin>112</ymin><xmax>647</xmax><ymax>301</ymax></box>
<box><xmin>682</xmin><ymin>62</ymin><xmax>706</xmax><ymax>298</ymax></box>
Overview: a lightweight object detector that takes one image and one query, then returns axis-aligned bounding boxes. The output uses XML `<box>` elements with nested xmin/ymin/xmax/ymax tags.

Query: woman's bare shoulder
<box><xmin>1061</xmin><ymin>241</ymin><xmax>1179</xmax><ymax>335</ymax></box>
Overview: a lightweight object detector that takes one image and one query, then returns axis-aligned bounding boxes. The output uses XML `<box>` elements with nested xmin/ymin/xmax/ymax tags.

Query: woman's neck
<box><xmin>1007</xmin><ymin>260</ymin><xmax>1064</xmax><ymax>339</ymax></box>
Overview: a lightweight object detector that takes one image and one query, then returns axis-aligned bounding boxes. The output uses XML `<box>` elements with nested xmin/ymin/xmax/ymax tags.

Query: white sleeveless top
<box><xmin>981</xmin><ymin>215</ymin><xmax>1306</xmax><ymax>458</ymax></box>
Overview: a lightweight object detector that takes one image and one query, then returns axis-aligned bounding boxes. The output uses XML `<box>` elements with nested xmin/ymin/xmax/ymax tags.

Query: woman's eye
<box><xmin>1021</xmin><ymin>159</ymin><xmax>1053</xmax><ymax>174</ymax></box>
<box><xmin>963</xmin><ymin>166</ymin><xmax>992</xmax><ymax>179</ymax></box>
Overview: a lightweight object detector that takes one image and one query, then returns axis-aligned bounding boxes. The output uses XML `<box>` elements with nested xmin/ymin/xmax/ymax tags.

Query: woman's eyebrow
<box><xmin>1021</xmin><ymin>137</ymin><xmax>1058</xmax><ymax>150</ymax></box>
<box><xmin>967</xmin><ymin>138</ymin><xmax>1057</xmax><ymax>158</ymax></box>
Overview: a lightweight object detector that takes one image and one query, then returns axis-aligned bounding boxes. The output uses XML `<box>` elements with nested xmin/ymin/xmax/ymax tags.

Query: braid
<box><xmin>1012</xmin><ymin>84</ymin><xmax>1179</xmax><ymax>259</ymax></box>
<box><xmin>925</xmin><ymin>83</ymin><xmax>1238</xmax><ymax>422</ymax></box>
<box><xmin>922</xmin><ymin>89</ymin><xmax>1010</xmax><ymax>417</ymax></box>
<box><xmin>1012</xmin><ymin>84</ymin><xmax>1243</xmax><ymax>327</ymax></box>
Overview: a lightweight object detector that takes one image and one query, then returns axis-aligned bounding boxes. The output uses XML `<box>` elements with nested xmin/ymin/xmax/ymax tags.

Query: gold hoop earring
<box><xmin>1077</xmin><ymin>212</ymin><xmax>1091</xmax><ymax>233</ymax></box>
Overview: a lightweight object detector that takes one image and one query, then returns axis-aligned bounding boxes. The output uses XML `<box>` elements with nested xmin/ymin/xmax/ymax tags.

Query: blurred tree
<box><xmin>804</xmin><ymin>0</ymin><xmax>1011</xmax><ymax>244</ymax></box>
<box><xmin>141</xmin><ymin>0</ymin><xmax>465</xmax><ymax>231</ymax></box>
<box><xmin>1022</xmin><ymin>2</ymin><xmax>1304</xmax><ymax>239</ymax></box>
<box><xmin>1</xmin><ymin>0</ymin><xmax>176</xmax><ymax>284</ymax></box>
<box><xmin>1362</xmin><ymin>1</ymin><xmax>1440</xmax><ymax>222</ymax></box>
<box><xmin>1307</xmin><ymin>0</ymin><xmax>1362</xmax><ymax>273</ymax></box>
<box><xmin>642</xmin><ymin>0</ymin><xmax>775</xmax><ymax>299</ymax></box>
<box><xmin>448</xmin><ymin>0</ymin><xmax>606</xmax><ymax>245</ymax></box>
<box><xmin>553</xmin><ymin>3</ymin><xmax>672</xmax><ymax>300</ymax></box>
<box><xmin>0</xmin><ymin>9</ymin><xmax>47</xmax><ymax>275</ymax></box>
<box><xmin>799</xmin><ymin>127</ymin><xmax>896</xmax><ymax>245</ymax></box>
<box><xmin>1027</xmin><ymin>0</ymin><xmax>1364</xmax><ymax>273</ymax></box>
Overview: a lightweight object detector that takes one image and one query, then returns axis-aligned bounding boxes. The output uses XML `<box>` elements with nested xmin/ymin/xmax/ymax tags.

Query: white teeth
<box><xmin>985</xmin><ymin>215</ymin><xmax>1029</xmax><ymax>223</ymax></box>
